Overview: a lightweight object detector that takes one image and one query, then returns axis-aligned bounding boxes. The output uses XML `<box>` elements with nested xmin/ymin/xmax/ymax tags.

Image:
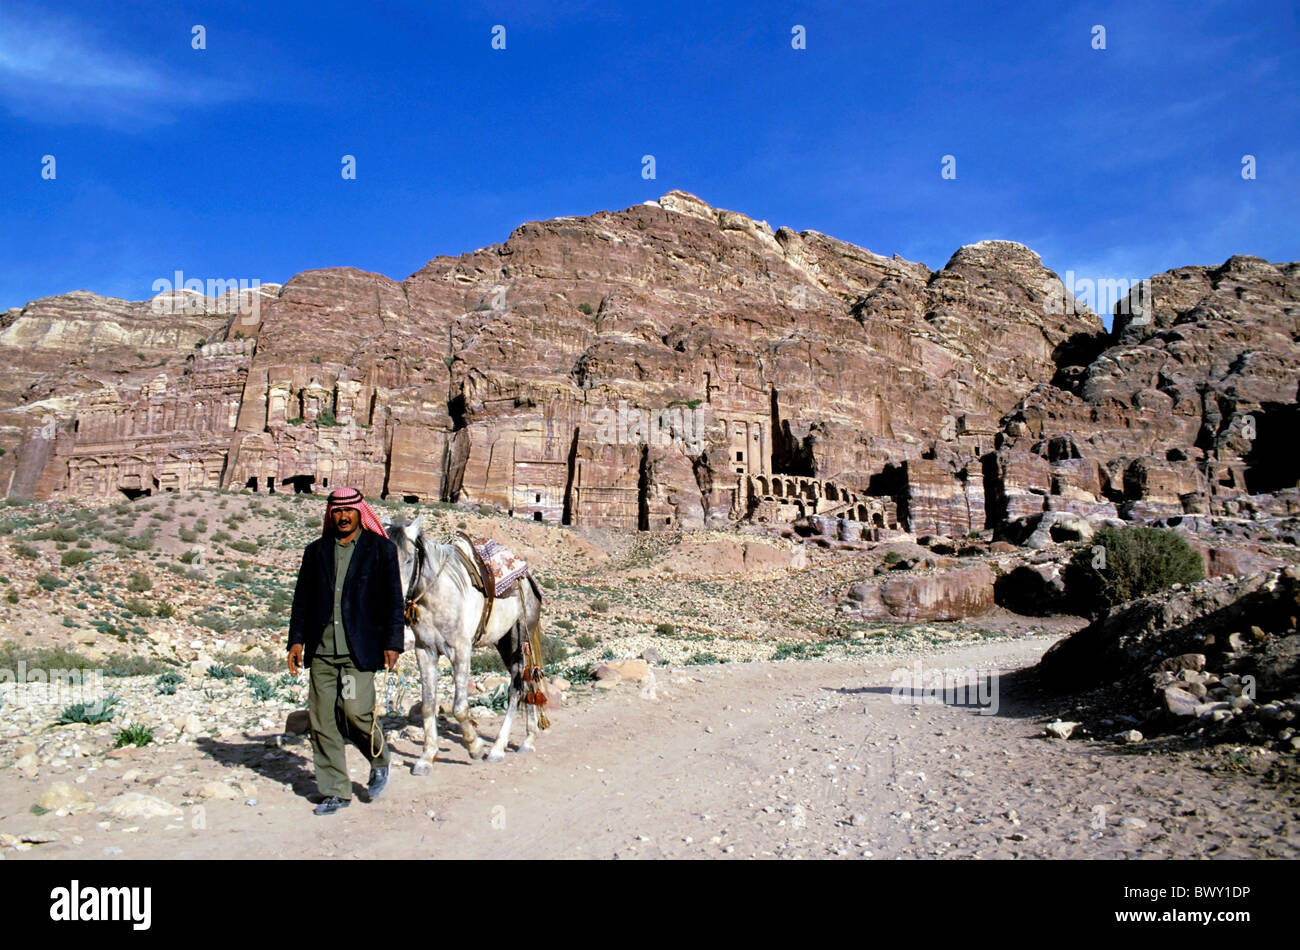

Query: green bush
<box><xmin>36</xmin><ymin>572</ymin><xmax>67</xmax><ymax>590</ymax></box>
<box><xmin>12</xmin><ymin>542</ymin><xmax>38</xmax><ymax>559</ymax></box>
<box><xmin>686</xmin><ymin>652</ymin><xmax>726</xmax><ymax>665</ymax></box>
<box><xmin>206</xmin><ymin>664</ymin><xmax>236</xmax><ymax>681</ymax></box>
<box><xmin>105</xmin><ymin>654</ymin><xmax>174</xmax><ymax>676</ymax></box>
<box><xmin>247</xmin><ymin>674</ymin><xmax>276</xmax><ymax>701</ymax></box>
<box><xmin>554</xmin><ymin>619</ymin><xmax>575</xmax><ymax>631</ymax></box>
<box><xmin>123</xmin><ymin>598</ymin><xmax>153</xmax><ymax>618</ymax></box>
<box><xmin>126</xmin><ymin>571</ymin><xmax>151</xmax><ymax>592</ymax></box>
<box><xmin>33</xmin><ymin>526</ymin><xmax>78</xmax><ymax>542</ymax></box>
<box><xmin>156</xmin><ymin>671</ymin><xmax>183</xmax><ymax>695</ymax></box>
<box><xmin>1066</xmin><ymin>526</ymin><xmax>1205</xmax><ymax>617</ymax></box>
<box><xmin>228</xmin><ymin>540</ymin><xmax>258</xmax><ymax>554</ymax></box>
<box><xmin>655</xmin><ymin>622</ymin><xmax>675</xmax><ymax>636</ymax></box>
<box><xmin>471</xmin><ymin>651</ymin><xmax>506</xmax><ymax>674</ymax></box>
<box><xmin>55</xmin><ymin>695</ymin><xmax>120</xmax><ymax>725</ymax></box>
<box><xmin>114</xmin><ymin>724</ymin><xmax>154</xmax><ymax>747</ymax></box>
<box><xmin>4</xmin><ymin>591</ymin><xmax>16</xmax><ymax>604</ymax></box>
<box><xmin>155</xmin><ymin>601</ymin><xmax>176</xmax><ymax>618</ymax></box>
<box><xmin>577</xmin><ymin>302</ymin><xmax>594</xmax><ymax>315</ymax></box>
<box><xmin>589</xmin><ymin>598</ymin><xmax>610</xmax><ymax>613</ymax></box>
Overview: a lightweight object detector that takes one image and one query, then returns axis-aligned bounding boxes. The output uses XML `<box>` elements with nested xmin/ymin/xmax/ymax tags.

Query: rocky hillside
<box><xmin>1</xmin><ymin>191</ymin><xmax>1296</xmax><ymax>544</ymax></box>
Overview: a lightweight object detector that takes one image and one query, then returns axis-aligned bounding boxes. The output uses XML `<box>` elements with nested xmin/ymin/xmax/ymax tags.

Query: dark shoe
<box><xmin>313</xmin><ymin>795</ymin><xmax>350</xmax><ymax>816</ymax></box>
<box><xmin>367</xmin><ymin>766</ymin><xmax>389</xmax><ymax>801</ymax></box>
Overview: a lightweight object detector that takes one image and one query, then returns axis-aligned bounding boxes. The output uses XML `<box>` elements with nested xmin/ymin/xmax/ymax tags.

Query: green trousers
<box><xmin>308</xmin><ymin>652</ymin><xmax>389</xmax><ymax>800</ymax></box>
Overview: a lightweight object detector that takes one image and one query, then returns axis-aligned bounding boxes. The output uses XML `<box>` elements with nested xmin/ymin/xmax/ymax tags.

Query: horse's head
<box><xmin>382</xmin><ymin>512</ymin><xmax>424</xmax><ymax>599</ymax></box>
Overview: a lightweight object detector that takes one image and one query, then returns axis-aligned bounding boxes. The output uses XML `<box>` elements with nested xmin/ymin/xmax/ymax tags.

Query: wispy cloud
<box><xmin>0</xmin><ymin>7</ymin><xmax>245</xmax><ymax>127</ymax></box>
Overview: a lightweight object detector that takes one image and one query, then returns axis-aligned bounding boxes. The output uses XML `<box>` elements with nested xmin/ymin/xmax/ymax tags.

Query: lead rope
<box><xmin>369</xmin><ymin>665</ymin><xmax>397</xmax><ymax>760</ymax></box>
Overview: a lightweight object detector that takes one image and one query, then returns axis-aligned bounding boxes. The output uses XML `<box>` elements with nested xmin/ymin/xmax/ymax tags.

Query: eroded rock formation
<box><xmin>1</xmin><ymin>192</ymin><xmax>1295</xmax><ymax>542</ymax></box>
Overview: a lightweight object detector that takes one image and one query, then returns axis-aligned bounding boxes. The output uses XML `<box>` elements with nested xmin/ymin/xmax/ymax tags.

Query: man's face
<box><xmin>330</xmin><ymin>506</ymin><xmax>360</xmax><ymax>538</ymax></box>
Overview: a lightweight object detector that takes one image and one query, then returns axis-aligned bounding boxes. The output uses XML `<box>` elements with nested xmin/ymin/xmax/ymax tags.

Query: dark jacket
<box><xmin>287</xmin><ymin>528</ymin><xmax>405</xmax><ymax>672</ymax></box>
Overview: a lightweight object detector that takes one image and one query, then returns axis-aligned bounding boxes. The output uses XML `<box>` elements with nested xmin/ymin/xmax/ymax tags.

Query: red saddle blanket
<box><xmin>472</xmin><ymin>538</ymin><xmax>530</xmax><ymax>597</ymax></box>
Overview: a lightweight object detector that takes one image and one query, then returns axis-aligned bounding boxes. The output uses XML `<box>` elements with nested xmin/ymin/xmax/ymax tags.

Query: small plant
<box><xmin>600</xmin><ymin>647</ymin><xmax>616</xmax><ymax>660</ymax></box>
<box><xmin>589</xmin><ymin>598</ymin><xmax>610</xmax><ymax>613</ymax></box>
<box><xmin>655</xmin><ymin>622</ymin><xmax>675</xmax><ymax>636</ymax></box>
<box><xmin>13</xmin><ymin>542</ymin><xmax>38</xmax><ymax>559</ymax></box>
<box><xmin>883</xmin><ymin>551</ymin><xmax>903</xmax><ymax>566</ymax></box>
<box><xmin>576</xmin><ymin>634</ymin><xmax>597</xmax><ymax>649</ymax></box>
<box><xmin>206</xmin><ymin>664</ymin><xmax>236</xmax><ymax>681</ymax></box>
<box><xmin>554</xmin><ymin>618</ymin><xmax>575</xmax><ymax>631</ymax></box>
<box><xmin>5</xmin><ymin>591</ymin><xmax>16</xmax><ymax>604</ymax></box>
<box><xmin>577</xmin><ymin>302</ymin><xmax>594</xmax><ymax>315</ymax></box>
<box><xmin>36</xmin><ymin>572</ymin><xmax>65</xmax><ymax>590</ymax></box>
<box><xmin>228</xmin><ymin>540</ymin><xmax>258</xmax><ymax>555</ymax></box>
<box><xmin>247</xmin><ymin>674</ymin><xmax>276</xmax><ymax>701</ymax></box>
<box><xmin>471</xmin><ymin>651</ymin><xmax>507</xmax><ymax>674</ymax></box>
<box><xmin>126</xmin><ymin>571</ymin><xmax>152</xmax><ymax>593</ymax></box>
<box><xmin>562</xmin><ymin>662</ymin><xmax>596</xmax><ymax>684</ymax></box>
<box><xmin>156</xmin><ymin>671</ymin><xmax>183</xmax><ymax>695</ymax></box>
<box><xmin>114</xmin><ymin>723</ymin><xmax>154</xmax><ymax>747</ymax></box>
<box><xmin>154</xmin><ymin>601</ymin><xmax>176</xmax><ymax>618</ymax></box>
<box><xmin>55</xmin><ymin>694</ymin><xmax>120</xmax><ymax>725</ymax></box>
<box><xmin>686</xmin><ymin>652</ymin><xmax>725</xmax><ymax>665</ymax></box>
<box><xmin>123</xmin><ymin>598</ymin><xmax>153</xmax><ymax>618</ymax></box>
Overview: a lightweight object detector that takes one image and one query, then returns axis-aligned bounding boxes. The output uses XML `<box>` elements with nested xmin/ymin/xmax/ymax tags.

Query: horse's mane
<box><xmin>417</xmin><ymin>531</ymin><xmax>474</xmax><ymax>600</ymax></box>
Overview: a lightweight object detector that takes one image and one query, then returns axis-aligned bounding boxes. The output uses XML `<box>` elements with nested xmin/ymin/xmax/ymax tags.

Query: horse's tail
<box><xmin>522</xmin><ymin>578</ymin><xmax>550</xmax><ymax>730</ymax></box>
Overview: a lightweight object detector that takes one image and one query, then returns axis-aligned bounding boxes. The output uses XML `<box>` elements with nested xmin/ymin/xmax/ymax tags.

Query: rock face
<box><xmin>1</xmin><ymin>193</ymin><xmax>1296</xmax><ymax>543</ymax></box>
<box><xmin>848</xmin><ymin>564</ymin><xmax>996</xmax><ymax>622</ymax></box>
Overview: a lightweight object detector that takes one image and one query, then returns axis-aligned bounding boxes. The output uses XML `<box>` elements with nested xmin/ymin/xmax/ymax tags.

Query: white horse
<box><xmin>382</xmin><ymin>515</ymin><xmax>546</xmax><ymax>774</ymax></box>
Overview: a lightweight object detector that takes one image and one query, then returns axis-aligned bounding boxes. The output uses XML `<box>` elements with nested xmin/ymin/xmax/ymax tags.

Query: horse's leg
<box><xmin>412</xmin><ymin>644</ymin><xmax>438</xmax><ymax>776</ymax></box>
<box><xmin>451</xmin><ymin>645</ymin><xmax>484</xmax><ymax>759</ymax></box>
<box><xmin>487</xmin><ymin>626</ymin><xmax>523</xmax><ymax>763</ymax></box>
<box><xmin>520</xmin><ymin>592</ymin><xmax>542</xmax><ymax>754</ymax></box>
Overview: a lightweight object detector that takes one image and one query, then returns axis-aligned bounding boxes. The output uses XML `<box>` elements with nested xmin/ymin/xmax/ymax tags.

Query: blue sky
<box><xmin>1</xmin><ymin>0</ymin><xmax>1297</xmax><ymax>317</ymax></box>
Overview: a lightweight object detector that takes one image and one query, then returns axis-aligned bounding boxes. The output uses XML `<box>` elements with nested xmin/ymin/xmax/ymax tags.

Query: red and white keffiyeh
<box><xmin>322</xmin><ymin>486</ymin><xmax>387</xmax><ymax>538</ymax></box>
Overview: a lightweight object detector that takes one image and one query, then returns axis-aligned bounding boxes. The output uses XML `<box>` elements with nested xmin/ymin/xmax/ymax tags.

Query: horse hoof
<box><xmin>517</xmin><ymin>743</ymin><xmax>534</xmax><ymax>755</ymax></box>
<box><xmin>411</xmin><ymin>760</ymin><xmax>432</xmax><ymax>777</ymax></box>
<box><xmin>486</xmin><ymin>749</ymin><xmax>505</xmax><ymax>763</ymax></box>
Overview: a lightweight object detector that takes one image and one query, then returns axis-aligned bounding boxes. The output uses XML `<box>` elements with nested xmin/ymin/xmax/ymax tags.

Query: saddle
<box><xmin>452</xmin><ymin>531</ymin><xmax>542</xmax><ymax>645</ymax></box>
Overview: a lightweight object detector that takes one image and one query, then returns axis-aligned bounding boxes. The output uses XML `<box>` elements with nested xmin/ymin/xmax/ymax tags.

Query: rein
<box><xmin>402</xmin><ymin>534</ymin><xmax>428</xmax><ymax>625</ymax></box>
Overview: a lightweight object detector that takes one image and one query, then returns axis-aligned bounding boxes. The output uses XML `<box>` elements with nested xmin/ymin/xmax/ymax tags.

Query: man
<box><xmin>287</xmin><ymin>486</ymin><xmax>405</xmax><ymax>816</ymax></box>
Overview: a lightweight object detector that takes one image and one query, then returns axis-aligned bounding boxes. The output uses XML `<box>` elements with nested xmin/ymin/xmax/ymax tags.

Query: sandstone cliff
<box><xmin>1</xmin><ymin>191</ymin><xmax>1295</xmax><ymax>541</ymax></box>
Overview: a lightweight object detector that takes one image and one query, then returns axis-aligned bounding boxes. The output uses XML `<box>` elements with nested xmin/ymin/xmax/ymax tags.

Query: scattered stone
<box><xmin>100</xmin><ymin>793</ymin><xmax>183</xmax><ymax>820</ymax></box>
<box><xmin>1044</xmin><ymin>720</ymin><xmax>1081</xmax><ymax>740</ymax></box>
<box><xmin>39</xmin><ymin>782</ymin><xmax>87</xmax><ymax>811</ymax></box>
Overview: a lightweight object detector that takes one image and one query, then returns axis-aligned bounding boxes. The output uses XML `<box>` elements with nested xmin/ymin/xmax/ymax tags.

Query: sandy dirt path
<box><xmin>3</xmin><ymin>634</ymin><xmax>1296</xmax><ymax>860</ymax></box>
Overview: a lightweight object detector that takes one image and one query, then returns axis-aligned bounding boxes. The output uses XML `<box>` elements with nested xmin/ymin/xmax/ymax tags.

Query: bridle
<box><xmin>402</xmin><ymin>533</ymin><xmax>427</xmax><ymax>625</ymax></box>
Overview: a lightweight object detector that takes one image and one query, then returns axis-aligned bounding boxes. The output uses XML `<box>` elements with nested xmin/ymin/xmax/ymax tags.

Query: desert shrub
<box><xmin>577</xmin><ymin>302</ymin><xmax>594</xmax><ymax>315</ymax></box>
<box><xmin>206</xmin><ymin>664</ymin><xmax>236</xmax><ymax>681</ymax></box>
<box><xmin>154</xmin><ymin>601</ymin><xmax>176</xmax><ymax>618</ymax></box>
<box><xmin>75</xmin><ymin>538</ymin><xmax>91</xmax><ymax>548</ymax></box>
<box><xmin>156</xmin><ymin>671</ymin><xmax>183</xmax><ymax>695</ymax></box>
<box><xmin>105</xmin><ymin>654</ymin><xmax>174</xmax><ymax>676</ymax></box>
<box><xmin>5</xmin><ymin>591</ymin><xmax>18</xmax><ymax>604</ymax></box>
<box><xmin>126</xmin><ymin>571</ymin><xmax>151</xmax><ymax>592</ymax></box>
<box><xmin>542</xmin><ymin>634</ymin><xmax>568</xmax><ymax>665</ymax></box>
<box><xmin>121</xmin><ymin>532</ymin><xmax>156</xmax><ymax>551</ymax></box>
<box><xmin>32</xmin><ymin>526</ymin><xmax>78</xmax><ymax>542</ymax></box>
<box><xmin>686</xmin><ymin>652</ymin><xmax>725</xmax><ymax>665</ymax></box>
<box><xmin>228</xmin><ymin>540</ymin><xmax>258</xmax><ymax>555</ymax></box>
<box><xmin>471</xmin><ymin>651</ymin><xmax>507</xmax><ymax>674</ymax></box>
<box><xmin>214</xmin><ymin>649</ymin><xmax>280</xmax><ymax>673</ymax></box>
<box><xmin>123</xmin><ymin>598</ymin><xmax>153</xmax><ymax>618</ymax></box>
<box><xmin>36</xmin><ymin>572</ymin><xmax>66</xmax><ymax>590</ymax></box>
<box><xmin>114</xmin><ymin>724</ymin><xmax>154</xmax><ymax>747</ymax></box>
<box><xmin>55</xmin><ymin>695</ymin><xmax>120</xmax><ymax>725</ymax></box>
<box><xmin>575</xmin><ymin>634</ymin><xmax>597</xmax><ymax>649</ymax></box>
<box><xmin>1065</xmin><ymin>526</ymin><xmax>1205</xmax><ymax>617</ymax></box>
<box><xmin>246</xmin><ymin>674</ymin><xmax>276</xmax><ymax>701</ymax></box>
<box><xmin>178</xmin><ymin>526</ymin><xmax>199</xmax><ymax>543</ymax></box>
<box><xmin>12</xmin><ymin>543</ymin><xmax>38</xmax><ymax>559</ymax></box>
<box><xmin>192</xmin><ymin>610</ymin><xmax>231</xmax><ymax>634</ymax></box>
<box><xmin>554</xmin><ymin>619</ymin><xmax>575</xmax><ymax>631</ymax></box>
<box><xmin>883</xmin><ymin>551</ymin><xmax>903</xmax><ymax>565</ymax></box>
<box><xmin>589</xmin><ymin>598</ymin><xmax>610</xmax><ymax>613</ymax></box>
<box><xmin>655</xmin><ymin>622</ymin><xmax>675</xmax><ymax>636</ymax></box>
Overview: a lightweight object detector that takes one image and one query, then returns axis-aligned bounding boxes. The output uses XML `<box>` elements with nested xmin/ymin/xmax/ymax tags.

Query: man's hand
<box><xmin>383</xmin><ymin>650</ymin><xmax>399</xmax><ymax>671</ymax></box>
<box><xmin>288</xmin><ymin>643</ymin><xmax>304</xmax><ymax>675</ymax></box>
